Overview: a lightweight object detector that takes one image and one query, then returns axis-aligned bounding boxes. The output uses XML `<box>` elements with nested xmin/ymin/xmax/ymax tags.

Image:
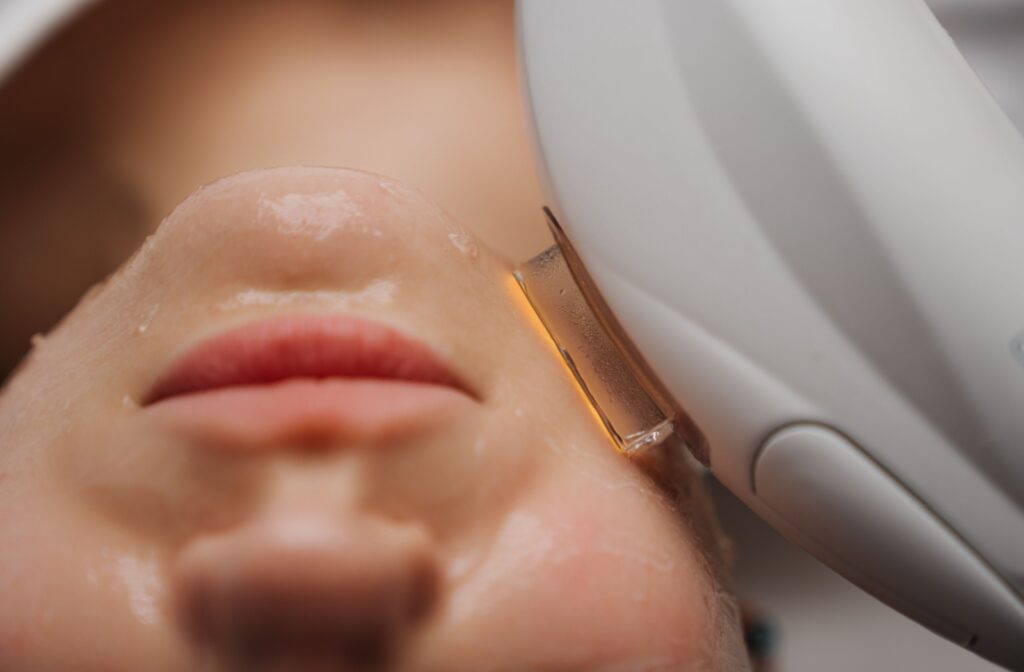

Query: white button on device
<box><xmin>753</xmin><ymin>424</ymin><xmax>1024</xmax><ymax>669</ymax></box>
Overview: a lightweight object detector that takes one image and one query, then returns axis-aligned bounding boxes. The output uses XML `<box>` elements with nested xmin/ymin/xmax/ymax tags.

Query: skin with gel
<box><xmin>0</xmin><ymin>2</ymin><xmax>751</xmax><ymax>670</ymax></box>
<box><xmin>0</xmin><ymin>168</ymin><xmax>747</xmax><ymax>671</ymax></box>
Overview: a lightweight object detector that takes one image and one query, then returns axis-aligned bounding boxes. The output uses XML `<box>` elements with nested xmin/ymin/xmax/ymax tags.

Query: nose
<box><xmin>172</xmin><ymin>511</ymin><xmax>440</xmax><ymax>670</ymax></box>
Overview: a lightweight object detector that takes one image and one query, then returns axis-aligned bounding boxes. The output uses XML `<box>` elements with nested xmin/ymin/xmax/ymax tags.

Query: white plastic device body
<box><xmin>517</xmin><ymin>1</ymin><xmax>1024</xmax><ymax>669</ymax></box>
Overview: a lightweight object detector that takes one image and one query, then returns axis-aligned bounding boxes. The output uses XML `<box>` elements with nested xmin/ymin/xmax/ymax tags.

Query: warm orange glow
<box><xmin>503</xmin><ymin>271</ymin><xmax>622</xmax><ymax>451</ymax></box>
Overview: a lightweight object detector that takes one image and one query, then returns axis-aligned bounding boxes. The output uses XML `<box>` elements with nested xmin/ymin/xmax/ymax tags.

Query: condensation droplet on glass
<box><xmin>514</xmin><ymin>243</ymin><xmax>688</xmax><ymax>457</ymax></box>
<box><xmin>448</xmin><ymin>232</ymin><xmax>478</xmax><ymax>259</ymax></box>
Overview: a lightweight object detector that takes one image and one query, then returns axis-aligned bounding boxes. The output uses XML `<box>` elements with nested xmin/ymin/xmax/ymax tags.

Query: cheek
<box><xmin>0</xmin><ymin>496</ymin><xmax>187</xmax><ymax>671</ymax></box>
<box><xmin>437</xmin><ymin>462</ymin><xmax>718</xmax><ymax>669</ymax></box>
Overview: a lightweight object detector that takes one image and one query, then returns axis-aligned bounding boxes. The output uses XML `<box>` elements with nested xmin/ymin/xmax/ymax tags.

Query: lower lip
<box><xmin>147</xmin><ymin>378</ymin><xmax>471</xmax><ymax>451</ymax></box>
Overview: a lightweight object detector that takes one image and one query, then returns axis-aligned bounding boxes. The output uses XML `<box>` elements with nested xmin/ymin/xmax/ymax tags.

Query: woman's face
<box><xmin>0</xmin><ymin>1</ymin><xmax>748</xmax><ymax>668</ymax></box>
<box><xmin>0</xmin><ymin>168</ymin><xmax>746</xmax><ymax>671</ymax></box>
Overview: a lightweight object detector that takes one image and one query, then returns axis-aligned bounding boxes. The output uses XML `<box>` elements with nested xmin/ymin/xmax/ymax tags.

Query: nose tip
<box><xmin>172</xmin><ymin>512</ymin><xmax>440</xmax><ymax>669</ymax></box>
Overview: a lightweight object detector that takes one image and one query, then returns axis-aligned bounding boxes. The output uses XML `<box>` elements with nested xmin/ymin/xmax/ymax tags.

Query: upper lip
<box><xmin>144</xmin><ymin>314</ymin><xmax>474</xmax><ymax>405</ymax></box>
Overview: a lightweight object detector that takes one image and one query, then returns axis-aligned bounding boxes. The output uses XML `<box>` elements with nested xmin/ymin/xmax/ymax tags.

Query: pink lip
<box><xmin>144</xmin><ymin>315</ymin><xmax>474</xmax><ymax>449</ymax></box>
<box><xmin>146</xmin><ymin>314</ymin><xmax>471</xmax><ymax>404</ymax></box>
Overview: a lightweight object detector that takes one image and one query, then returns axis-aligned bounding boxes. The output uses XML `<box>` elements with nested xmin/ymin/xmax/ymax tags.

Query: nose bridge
<box><xmin>172</xmin><ymin>509</ymin><xmax>440</xmax><ymax>667</ymax></box>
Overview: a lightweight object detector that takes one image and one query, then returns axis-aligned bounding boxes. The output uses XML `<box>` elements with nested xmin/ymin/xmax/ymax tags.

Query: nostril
<box><xmin>408</xmin><ymin>552</ymin><xmax>441</xmax><ymax>624</ymax></box>
<box><xmin>171</xmin><ymin>512</ymin><xmax>440</xmax><ymax>669</ymax></box>
<box><xmin>237</xmin><ymin>620</ymin><xmax>395</xmax><ymax>670</ymax></box>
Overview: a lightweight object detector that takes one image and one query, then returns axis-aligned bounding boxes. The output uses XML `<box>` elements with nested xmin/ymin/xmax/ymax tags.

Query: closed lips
<box><xmin>141</xmin><ymin>314</ymin><xmax>476</xmax><ymax>449</ymax></box>
<box><xmin>145</xmin><ymin>314</ymin><xmax>473</xmax><ymax>404</ymax></box>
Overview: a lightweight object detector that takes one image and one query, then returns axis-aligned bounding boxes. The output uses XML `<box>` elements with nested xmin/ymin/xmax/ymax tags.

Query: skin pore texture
<box><xmin>0</xmin><ymin>1</ymin><xmax>750</xmax><ymax>669</ymax></box>
<box><xmin>0</xmin><ymin>168</ymin><xmax>748</xmax><ymax>671</ymax></box>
